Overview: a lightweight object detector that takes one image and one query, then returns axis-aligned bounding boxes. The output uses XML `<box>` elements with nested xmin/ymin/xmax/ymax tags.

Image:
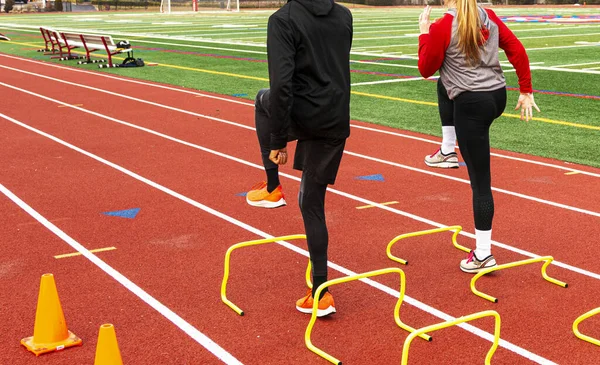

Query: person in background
<box><xmin>417</xmin><ymin>0</ymin><xmax>540</xmax><ymax>272</ymax></box>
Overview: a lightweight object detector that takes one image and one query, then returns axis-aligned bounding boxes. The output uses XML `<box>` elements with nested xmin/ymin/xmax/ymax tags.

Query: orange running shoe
<box><xmin>296</xmin><ymin>289</ymin><xmax>336</xmax><ymax>317</ymax></box>
<box><xmin>246</xmin><ymin>182</ymin><xmax>286</xmax><ymax>208</ymax></box>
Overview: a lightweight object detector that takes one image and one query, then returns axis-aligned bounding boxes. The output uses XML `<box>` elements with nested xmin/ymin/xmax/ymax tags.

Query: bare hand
<box><xmin>269</xmin><ymin>148</ymin><xmax>288</xmax><ymax>165</ymax></box>
<box><xmin>514</xmin><ymin>93</ymin><xmax>541</xmax><ymax>122</ymax></box>
<box><xmin>419</xmin><ymin>6</ymin><xmax>432</xmax><ymax>34</ymax></box>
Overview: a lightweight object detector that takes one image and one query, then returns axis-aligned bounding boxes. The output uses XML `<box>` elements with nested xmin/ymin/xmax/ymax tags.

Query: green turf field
<box><xmin>1</xmin><ymin>7</ymin><xmax>599</xmax><ymax>167</ymax></box>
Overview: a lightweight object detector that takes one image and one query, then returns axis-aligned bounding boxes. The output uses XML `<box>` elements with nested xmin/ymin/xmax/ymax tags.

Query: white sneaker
<box><xmin>460</xmin><ymin>251</ymin><xmax>497</xmax><ymax>273</ymax></box>
<box><xmin>424</xmin><ymin>148</ymin><xmax>459</xmax><ymax>169</ymax></box>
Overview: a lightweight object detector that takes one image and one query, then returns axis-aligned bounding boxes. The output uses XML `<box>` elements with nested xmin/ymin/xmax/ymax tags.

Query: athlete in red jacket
<box><xmin>418</xmin><ymin>1</ymin><xmax>540</xmax><ymax>272</ymax></box>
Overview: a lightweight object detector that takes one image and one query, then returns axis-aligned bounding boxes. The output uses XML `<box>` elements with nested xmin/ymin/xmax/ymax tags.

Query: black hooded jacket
<box><xmin>267</xmin><ymin>0</ymin><xmax>353</xmax><ymax>149</ymax></box>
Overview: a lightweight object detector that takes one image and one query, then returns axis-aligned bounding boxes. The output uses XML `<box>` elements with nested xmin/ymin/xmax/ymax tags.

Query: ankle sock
<box><xmin>441</xmin><ymin>126</ymin><xmax>457</xmax><ymax>155</ymax></box>
<box><xmin>474</xmin><ymin>229</ymin><xmax>492</xmax><ymax>258</ymax></box>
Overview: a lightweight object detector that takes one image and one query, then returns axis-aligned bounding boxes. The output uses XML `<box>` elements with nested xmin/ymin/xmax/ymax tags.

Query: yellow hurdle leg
<box><xmin>305</xmin><ymin>268</ymin><xmax>430</xmax><ymax>365</ymax></box>
<box><xmin>573</xmin><ymin>307</ymin><xmax>600</xmax><ymax>347</ymax></box>
<box><xmin>471</xmin><ymin>256</ymin><xmax>568</xmax><ymax>303</ymax></box>
<box><xmin>386</xmin><ymin>226</ymin><xmax>469</xmax><ymax>265</ymax></box>
<box><xmin>221</xmin><ymin>234</ymin><xmax>307</xmax><ymax>316</ymax></box>
<box><xmin>401</xmin><ymin>310</ymin><xmax>501</xmax><ymax>365</ymax></box>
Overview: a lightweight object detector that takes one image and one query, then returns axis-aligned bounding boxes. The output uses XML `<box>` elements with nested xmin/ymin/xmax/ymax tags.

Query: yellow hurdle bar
<box><xmin>471</xmin><ymin>256</ymin><xmax>568</xmax><ymax>303</ymax></box>
<box><xmin>221</xmin><ymin>234</ymin><xmax>311</xmax><ymax>316</ymax></box>
<box><xmin>386</xmin><ymin>226</ymin><xmax>470</xmax><ymax>265</ymax></box>
<box><xmin>401</xmin><ymin>310</ymin><xmax>501</xmax><ymax>365</ymax></box>
<box><xmin>573</xmin><ymin>307</ymin><xmax>600</xmax><ymax>347</ymax></box>
<box><xmin>305</xmin><ymin>268</ymin><xmax>431</xmax><ymax>365</ymax></box>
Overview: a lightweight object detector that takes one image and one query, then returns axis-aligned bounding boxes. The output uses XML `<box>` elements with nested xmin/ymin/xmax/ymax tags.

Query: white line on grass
<box><xmin>530</xmin><ymin>66</ymin><xmax>600</xmax><ymax>75</ymax></box>
<box><xmin>351</xmin><ymin>77</ymin><xmax>435</xmax><ymax>86</ymax></box>
<box><xmin>0</xmin><ymin>113</ymin><xmax>558</xmax><ymax>365</ymax></box>
<box><xmin>548</xmin><ymin>61</ymin><xmax>600</xmax><ymax>68</ymax></box>
<box><xmin>0</xmin><ymin>182</ymin><xmax>244</xmax><ymax>365</ymax></box>
<box><xmin>0</xmin><ymin>81</ymin><xmax>598</xmax><ymax>283</ymax></box>
<box><xmin>1</xmin><ymin>53</ymin><xmax>597</xmax><ymax>179</ymax></box>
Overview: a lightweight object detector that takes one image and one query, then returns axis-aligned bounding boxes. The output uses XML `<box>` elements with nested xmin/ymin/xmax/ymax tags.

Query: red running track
<box><xmin>0</xmin><ymin>53</ymin><xmax>599</xmax><ymax>365</ymax></box>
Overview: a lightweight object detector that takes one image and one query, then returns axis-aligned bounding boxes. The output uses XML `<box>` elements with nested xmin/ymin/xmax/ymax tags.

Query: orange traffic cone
<box><xmin>21</xmin><ymin>273</ymin><xmax>82</xmax><ymax>356</ymax></box>
<box><xmin>94</xmin><ymin>324</ymin><xmax>123</xmax><ymax>365</ymax></box>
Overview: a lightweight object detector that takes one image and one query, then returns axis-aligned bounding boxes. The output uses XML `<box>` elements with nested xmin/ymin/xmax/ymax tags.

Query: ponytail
<box><xmin>456</xmin><ymin>0</ymin><xmax>482</xmax><ymax>66</ymax></box>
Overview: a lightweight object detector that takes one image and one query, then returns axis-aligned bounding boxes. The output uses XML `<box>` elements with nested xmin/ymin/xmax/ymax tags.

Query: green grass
<box><xmin>0</xmin><ymin>7</ymin><xmax>599</xmax><ymax>168</ymax></box>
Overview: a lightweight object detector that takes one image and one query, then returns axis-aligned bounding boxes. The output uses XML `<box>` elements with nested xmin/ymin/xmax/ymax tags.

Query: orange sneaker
<box><xmin>246</xmin><ymin>182</ymin><xmax>286</xmax><ymax>208</ymax></box>
<box><xmin>296</xmin><ymin>289</ymin><xmax>336</xmax><ymax>317</ymax></box>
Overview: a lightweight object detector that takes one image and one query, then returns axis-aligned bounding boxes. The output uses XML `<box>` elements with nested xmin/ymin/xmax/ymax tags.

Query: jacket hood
<box><xmin>294</xmin><ymin>0</ymin><xmax>334</xmax><ymax>16</ymax></box>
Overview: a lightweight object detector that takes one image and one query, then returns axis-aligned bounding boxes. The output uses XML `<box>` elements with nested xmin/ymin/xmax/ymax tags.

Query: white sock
<box><xmin>441</xmin><ymin>126</ymin><xmax>456</xmax><ymax>155</ymax></box>
<box><xmin>475</xmin><ymin>229</ymin><xmax>492</xmax><ymax>258</ymax></box>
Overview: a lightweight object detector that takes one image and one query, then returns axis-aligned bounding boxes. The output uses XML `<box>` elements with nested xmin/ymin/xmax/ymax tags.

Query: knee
<box><xmin>255</xmin><ymin>88</ymin><xmax>269</xmax><ymax>108</ymax></box>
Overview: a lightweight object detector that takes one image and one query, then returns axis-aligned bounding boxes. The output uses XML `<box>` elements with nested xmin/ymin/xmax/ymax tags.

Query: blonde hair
<box><xmin>456</xmin><ymin>0</ymin><xmax>482</xmax><ymax>66</ymax></box>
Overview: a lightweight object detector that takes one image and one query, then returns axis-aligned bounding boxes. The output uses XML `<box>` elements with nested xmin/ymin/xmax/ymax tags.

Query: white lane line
<box><xmin>0</xmin><ymin>53</ymin><xmax>597</xmax><ymax>178</ymax></box>
<box><xmin>1</xmin><ymin>71</ymin><xmax>598</xmax><ymax>218</ymax></box>
<box><xmin>0</xmin><ymin>112</ymin><xmax>558</xmax><ymax>365</ymax></box>
<box><xmin>0</xmin><ymin>182</ymin><xmax>244</xmax><ymax>365</ymax></box>
<box><xmin>0</xmin><ymin>87</ymin><xmax>598</xmax><ymax>283</ymax></box>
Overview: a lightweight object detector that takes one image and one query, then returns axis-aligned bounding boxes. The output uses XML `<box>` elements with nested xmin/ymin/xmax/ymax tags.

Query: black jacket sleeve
<box><xmin>266</xmin><ymin>15</ymin><xmax>296</xmax><ymax>150</ymax></box>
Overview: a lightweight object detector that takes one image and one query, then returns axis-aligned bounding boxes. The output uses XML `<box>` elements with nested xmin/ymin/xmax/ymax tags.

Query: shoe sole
<box><xmin>424</xmin><ymin>160</ymin><xmax>459</xmax><ymax>169</ymax></box>
<box><xmin>460</xmin><ymin>262</ymin><xmax>497</xmax><ymax>274</ymax></box>
<box><xmin>246</xmin><ymin>197</ymin><xmax>286</xmax><ymax>208</ymax></box>
<box><xmin>296</xmin><ymin>305</ymin><xmax>336</xmax><ymax>317</ymax></box>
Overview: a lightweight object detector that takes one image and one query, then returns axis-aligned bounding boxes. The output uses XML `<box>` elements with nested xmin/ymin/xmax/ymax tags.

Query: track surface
<box><xmin>1</xmin><ymin>53</ymin><xmax>599</xmax><ymax>365</ymax></box>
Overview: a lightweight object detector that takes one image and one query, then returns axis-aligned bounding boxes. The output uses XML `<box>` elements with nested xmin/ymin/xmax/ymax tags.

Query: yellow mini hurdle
<box><xmin>573</xmin><ymin>307</ymin><xmax>600</xmax><ymax>347</ymax></box>
<box><xmin>386</xmin><ymin>226</ymin><xmax>471</xmax><ymax>265</ymax></box>
<box><xmin>305</xmin><ymin>268</ymin><xmax>431</xmax><ymax>365</ymax></box>
<box><xmin>470</xmin><ymin>256</ymin><xmax>568</xmax><ymax>303</ymax></box>
<box><xmin>401</xmin><ymin>310</ymin><xmax>501</xmax><ymax>365</ymax></box>
<box><xmin>221</xmin><ymin>235</ymin><xmax>312</xmax><ymax>316</ymax></box>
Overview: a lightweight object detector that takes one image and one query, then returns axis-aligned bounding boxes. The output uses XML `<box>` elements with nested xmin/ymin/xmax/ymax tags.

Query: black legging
<box><xmin>438</xmin><ymin>81</ymin><xmax>507</xmax><ymax>230</ymax></box>
<box><xmin>254</xmin><ymin>89</ymin><xmax>330</xmax><ymax>293</ymax></box>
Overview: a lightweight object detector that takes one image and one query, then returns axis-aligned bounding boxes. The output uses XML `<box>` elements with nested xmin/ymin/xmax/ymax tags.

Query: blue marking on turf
<box><xmin>236</xmin><ymin>192</ymin><xmax>248</xmax><ymax>197</ymax></box>
<box><xmin>232</xmin><ymin>93</ymin><xmax>248</xmax><ymax>97</ymax></box>
<box><xmin>355</xmin><ymin>174</ymin><xmax>385</xmax><ymax>182</ymax></box>
<box><xmin>103</xmin><ymin>208</ymin><xmax>140</xmax><ymax>219</ymax></box>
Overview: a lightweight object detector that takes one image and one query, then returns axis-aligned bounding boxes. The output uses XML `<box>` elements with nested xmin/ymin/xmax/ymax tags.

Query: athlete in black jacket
<box><xmin>246</xmin><ymin>0</ymin><xmax>352</xmax><ymax>317</ymax></box>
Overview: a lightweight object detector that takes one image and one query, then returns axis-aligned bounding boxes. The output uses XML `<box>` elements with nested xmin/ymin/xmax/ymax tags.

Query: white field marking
<box><xmin>132</xmin><ymin>39</ymin><xmax>267</xmax><ymax>55</ymax></box>
<box><xmin>351</xmin><ymin>77</ymin><xmax>433</xmax><ymax>86</ymax></box>
<box><xmin>353</xmin><ymin>43</ymin><xmax>419</xmax><ymax>49</ymax></box>
<box><xmin>550</xmin><ymin>61</ymin><xmax>600</xmax><ymax>68</ymax></box>
<box><xmin>1</xmin><ymin>82</ymin><xmax>599</xmax><ymax>285</ymax></box>
<box><xmin>352</xmin><ymin>51</ymin><xmax>419</xmax><ymax>60</ymax></box>
<box><xmin>1</xmin><ymin>53</ymin><xmax>597</xmax><ymax>179</ymax></box>
<box><xmin>585</xmin><ymin>66</ymin><xmax>600</xmax><ymax>70</ymax></box>
<box><xmin>530</xmin><ymin>66</ymin><xmax>600</xmax><ymax>75</ymax></box>
<box><xmin>350</xmin><ymin>60</ymin><xmax>419</xmax><ymax>69</ymax></box>
<box><xmin>575</xmin><ymin>41</ymin><xmax>600</xmax><ymax>45</ymax></box>
<box><xmin>353</xmin><ymin>34</ymin><xmax>420</xmax><ymax>41</ymax></box>
<box><xmin>0</xmin><ymin>23</ymin><xmax>270</xmax><ymax>48</ymax></box>
<box><xmin>0</xmin><ymin>26</ymin><xmax>269</xmax><ymax>55</ymax></box>
<box><xmin>500</xmin><ymin>61</ymin><xmax>545</xmax><ymax>66</ymax></box>
<box><xmin>0</xmin><ymin>114</ymin><xmax>559</xmax><ymax>365</ymax></box>
<box><xmin>526</xmin><ymin>43</ymin><xmax>600</xmax><ymax>51</ymax></box>
<box><xmin>518</xmin><ymin>32</ymin><xmax>600</xmax><ymax>40</ymax></box>
<box><xmin>512</xmin><ymin>24</ymin><xmax>600</xmax><ymax>33</ymax></box>
<box><xmin>0</xmin><ymin>182</ymin><xmax>244</xmax><ymax>365</ymax></box>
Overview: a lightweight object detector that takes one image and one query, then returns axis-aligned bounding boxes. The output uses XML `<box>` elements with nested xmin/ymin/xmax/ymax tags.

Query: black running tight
<box><xmin>438</xmin><ymin>82</ymin><xmax>507</xmax><ymax>230</ymax></box>
<box><xmin>298</xmin><ymin>173</ymin><xmax>329</xmax><ymax>288</ymax></box>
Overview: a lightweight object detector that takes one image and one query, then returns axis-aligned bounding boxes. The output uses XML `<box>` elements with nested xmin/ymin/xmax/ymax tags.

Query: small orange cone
<box><xmin>21</xmin><ymin>273</ymin><xmax>82</xmax><ymax>356</ymax></box>
<box><xmin>94</xmin><ymin>324</ymin><xmax>123</xmax><ymax>365</ymax></box>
